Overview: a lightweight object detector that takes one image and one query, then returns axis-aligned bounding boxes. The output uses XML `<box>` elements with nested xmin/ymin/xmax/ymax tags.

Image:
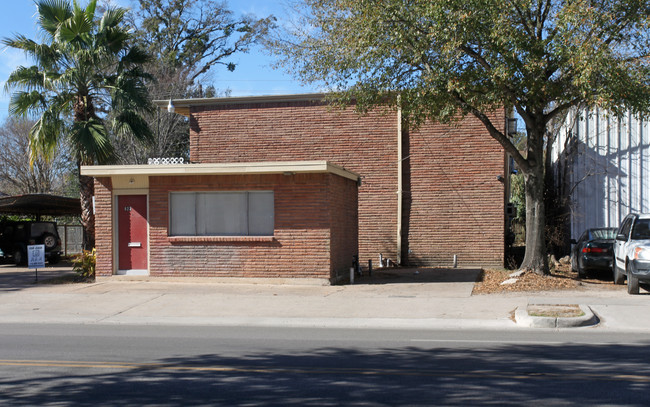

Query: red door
<box><xmin>118</xmin><ymin>195</ymin><xmax>148</xmax><ymax>272</ymax></box>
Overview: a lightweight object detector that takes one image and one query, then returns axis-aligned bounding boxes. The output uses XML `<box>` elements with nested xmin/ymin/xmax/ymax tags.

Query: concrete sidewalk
<box><xmin>0</xmin><ymin>265</ymin><xmax>649</xmax><ymax>331</ymax></box>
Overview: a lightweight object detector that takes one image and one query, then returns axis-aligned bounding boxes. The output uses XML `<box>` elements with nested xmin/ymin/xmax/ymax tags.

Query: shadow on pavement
<box><xmin>354</xmin><ymin>267</ymin><xmax>481</xmax><ymax>285</ymax></box>
<box><xmin>0</xmin><ymin>261</ymin><xmax>76</xmax><ymax>292</ymax></box>
<box><xmin>1</xmin><ymin>341</ymin><xmax>649</xmax><ymax>405</ymax></box>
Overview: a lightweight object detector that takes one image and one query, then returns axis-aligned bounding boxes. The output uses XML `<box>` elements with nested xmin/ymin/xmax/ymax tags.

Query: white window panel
<box><xmin>249</xmin><ymin>191</ymin><xmax>274</xmax><ymax>235</ymax></box>
<box><xmin>199</xmin><ymin>192</ymin><xmax>247</xmax><ymax>235</ymax></box>
<box><xmin>170</xmin><ymin>193</ymin><xmax>196</xmax><ymax>235</ymax></box>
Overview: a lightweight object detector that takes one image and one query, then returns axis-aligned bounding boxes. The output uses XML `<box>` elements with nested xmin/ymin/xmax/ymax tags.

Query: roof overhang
<box><xmin>0</xmin><ymin>194</ymin><xmax>81</xmax><ymax>217</ymax></box>
<box><xmin>153</xmin><ymin>93</ymin><xmax>327</xmax><ymax>117</ymax></box>
<box><xmin>81</xmin><ymin>160</ymin><xmax>360</xmax><ymax>182</ymax></box>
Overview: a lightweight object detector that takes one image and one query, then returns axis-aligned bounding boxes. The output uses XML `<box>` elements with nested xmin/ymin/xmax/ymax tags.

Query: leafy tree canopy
<box><xmin>272</xmin><ymin>0</ymin><xmax>650</xmax><ymax>170</ymax></box>
<box><xmin>270</xmin><ymin>0</ymin><xmax>650</xmax><ymax>273</ymax></box>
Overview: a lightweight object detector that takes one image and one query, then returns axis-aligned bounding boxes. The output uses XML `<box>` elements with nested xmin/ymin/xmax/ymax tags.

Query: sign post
<box><xmin>28</xmin><ymin>244</ymin><xmax>45</xmax><ymax>283</ymax></box>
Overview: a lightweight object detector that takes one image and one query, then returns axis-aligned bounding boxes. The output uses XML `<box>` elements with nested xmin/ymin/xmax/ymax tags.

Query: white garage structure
<box><xmin>551</xmin><ymin>108</ymin><xmax>650</xmax><ymax>239</ymax></box>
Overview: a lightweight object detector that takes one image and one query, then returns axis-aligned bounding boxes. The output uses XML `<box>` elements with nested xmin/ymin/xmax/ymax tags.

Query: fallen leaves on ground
<box><xmin>472</xmin><ymin>264</ymin><xmax>620</xmax><ymax>295</ymax></box>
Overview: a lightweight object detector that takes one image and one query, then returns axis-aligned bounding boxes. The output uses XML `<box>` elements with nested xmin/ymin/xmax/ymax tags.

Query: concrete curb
<box><xmin>514</xmin><ymin>305</ymin><xmax>599</xmax><ymax>328</ymax></box>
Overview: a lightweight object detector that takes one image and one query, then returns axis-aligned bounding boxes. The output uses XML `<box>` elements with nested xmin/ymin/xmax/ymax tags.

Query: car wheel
<box><xmin>613</xmin><ymin>261</ymin><xmax>625</xmax><ymax>285</ymax></box>
<box><xmin>627</xmin><ymin>272</ymin><xmax>640</xmax><ymax>295</ymax></box>
<box><xmin>42</xmin><ymin>233</ymin><xmax>57</xmax><ymax>250</ymax></box>
<box><xmin>13</xmin><ymin>250</ymin><xmax>25</xmax><ymax>266</ymax></box>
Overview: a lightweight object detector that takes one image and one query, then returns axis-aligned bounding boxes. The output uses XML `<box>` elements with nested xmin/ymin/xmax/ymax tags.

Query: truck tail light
<box><xmin>583</xmin><ymin>247</ymin><xmax>604</xmax><ymax>253</ymax></box>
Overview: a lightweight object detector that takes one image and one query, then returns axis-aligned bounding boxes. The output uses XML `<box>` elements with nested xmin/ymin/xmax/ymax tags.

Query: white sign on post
<box><xmin>28</xmin><ymin>244</ymin><xmax>46</xmax><ymax>269</ymax></box>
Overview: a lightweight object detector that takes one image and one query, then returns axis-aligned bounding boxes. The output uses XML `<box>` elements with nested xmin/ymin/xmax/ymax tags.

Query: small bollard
<box><xmin>350</xmin><ymin>267</ymin><xmax>355</xmax><ymax>284</ymax></box>
<box><xmin>368</xmin><ymin>259</ymin><xmax>372</xmax><ymax>276</ymax></box>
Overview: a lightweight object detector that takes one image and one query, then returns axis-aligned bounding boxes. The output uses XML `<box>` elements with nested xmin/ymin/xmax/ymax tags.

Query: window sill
<box><xmin>168</xmin><ymin>236</ymin><xmax>275</xmax><ymax>243</ymax></box>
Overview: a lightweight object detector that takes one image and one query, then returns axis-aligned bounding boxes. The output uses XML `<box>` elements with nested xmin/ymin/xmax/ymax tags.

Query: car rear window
<box><xmin>591</xmin><ymin>228</ymin><xmax>617</xmax><ymax>240</ymax></box>
<box><xmin>30</xmin><ymin>222</ymin><xmax>57</xmax><ymax>238</ymax></box>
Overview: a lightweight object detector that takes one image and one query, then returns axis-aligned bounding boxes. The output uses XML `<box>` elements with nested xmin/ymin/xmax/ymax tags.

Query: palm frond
<box><xmin>110</xmin><ymin>74</ymin><xmax>154</xmax><ymax>115</ymax></box>
<box><xmin>99</xmin><ymin>26</ymin><xmax>130</xmax><ymax>54</ymax></box>
<box><xmin>58</xmin><ymin>8</ymin><xmax>93</xmax><ymax>44</ymax></box>
<box><xmin>113</xmin><ymin>110</ymin><xmax>153</xmax><ymax>142</ymax></box>
<box><xmin>5</xmin><ymin>66</ymin><xmax>45</xmax><ymax>93</ymax></box>
<box><xmin>120</xmin><ymin>45</ymin><xmax>152</xmax><ymax>67</ymax></box>
<box><xmin>37</xmin><ymin>0</ymin><xmax>73</xmax><ymax>39</ymax></box>
<box><xmin>9</xmin><ymin>91</ymin><xmax>48</xmax><ymax>116</ymax></box>
<box><xmin>2</xmin><ymin>35</ymin><xmax>62</xmax><ymax>69</ymax></box>
<box><xmin>99</xmin><ymin>7</ymin><xmax>127</xmax><ymax>31</ymax></box>
<box><xmin>83</xmin><ymin>0</ymin><xmax>97</xmax><ymax>23</ymax></box>
<box><xmin>70</xmin><ymin>118</ymin><xmax>115</xmax><ymax>165</ymax></box>
<box><xmin>29</xmin><ymin>109</ymin><xmax>65</xmax><ymax>166</ymax></box>
<box><xmin>1</xmin><ymin>35</ymin><xmax>39</xmax><ymax>53</ymax></box>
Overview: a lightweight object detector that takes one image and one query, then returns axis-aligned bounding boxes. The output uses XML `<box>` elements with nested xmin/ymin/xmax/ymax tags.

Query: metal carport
<box><xmin>0</xmin><ymin>194</ymin><xmax>81</xmax><ymax>219</ymax></box>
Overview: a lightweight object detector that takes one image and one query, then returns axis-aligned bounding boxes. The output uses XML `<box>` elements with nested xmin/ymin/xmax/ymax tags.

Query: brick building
<box><xmin>82</xmin><ymin>93</ymin><xmax>507</xmax><ymax>282</ymax></box>
<box><xmin>82</xmin><ymin>161</ymin><xmax>359</xmax><ymax>283</ymax></box>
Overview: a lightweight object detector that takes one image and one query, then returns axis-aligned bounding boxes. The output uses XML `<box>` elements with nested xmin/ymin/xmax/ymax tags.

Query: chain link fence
<box><xmin>57</xmin><ymin>225</ymin><xmax>83</xmax><ymax>256</ymax></box>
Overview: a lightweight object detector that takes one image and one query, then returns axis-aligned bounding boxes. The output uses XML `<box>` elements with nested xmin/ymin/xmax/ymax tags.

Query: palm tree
<box><xmin>3</xmin><ymin>0</ymin><xmax>153</xmax><ymax>249</ymax></box>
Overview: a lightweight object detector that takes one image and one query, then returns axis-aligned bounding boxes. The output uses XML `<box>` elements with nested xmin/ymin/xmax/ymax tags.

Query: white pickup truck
<box><xmin>613</xmin><ymin>213</ymin><xmax>650</xmax><ymax>294</ymax></box>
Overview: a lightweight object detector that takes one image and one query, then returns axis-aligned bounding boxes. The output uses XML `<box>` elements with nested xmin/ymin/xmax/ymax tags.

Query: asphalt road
<box><xmin>1</xmin><ymin>324</ymin><xmax>650</xmax><ymax>406</ymax></box>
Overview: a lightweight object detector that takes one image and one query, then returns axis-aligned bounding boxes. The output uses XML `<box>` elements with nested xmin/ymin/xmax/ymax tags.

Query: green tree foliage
<box><xmin>3</xmin><ymin>0</ymin><xmax>154</xmax><ymax>249</ymax></box>
<box><xmin>115</xmin><ymin>0</ymin><xmax>275</xmax><ymax>164</ymax></box>
<box><xmin>270</xmin><ymin>0</ymin><xmax>650</xmax><ymax>274</ymax></box>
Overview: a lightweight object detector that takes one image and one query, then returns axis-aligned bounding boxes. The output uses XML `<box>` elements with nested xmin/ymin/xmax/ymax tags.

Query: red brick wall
<box><xmin>94</xmin><ymin>177</ymin><xmax>113</xmax><ymax>277</ymax></box>
<box><xmin>190</xmin><ymin>101</ymin><xmax>399</xmax><ymax>263</ymax></box>
<box><xmin>144</xmin><ymin>173</ymin><xmax>357</xmax><ymax>280</ymax></box>
<box><xmin>189</xmin><ymin>100</ymin><xmax>505</xmax><ymax>267</ymax></box>
<box><xmin>405</xmin><ymin>114</ymin><xmax>505</xmax><ymax>266</ymax></box>
<box><xmin>328</xmin><ymin>173</ymin><xmax>359</xmax><ymax>282</ymax></box>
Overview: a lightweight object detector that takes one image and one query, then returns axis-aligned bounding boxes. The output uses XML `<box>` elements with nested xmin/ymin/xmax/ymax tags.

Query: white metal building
<box><xmin>552</xmin><ymin>108</ymin><xmax>650</xmax><ymax>239</ymax></box>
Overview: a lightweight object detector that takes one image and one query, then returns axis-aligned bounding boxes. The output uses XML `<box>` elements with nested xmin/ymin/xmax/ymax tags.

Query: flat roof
<box><xmin>153</xmin><ymin>93</ymin><xmax>327</xmax><ymax>117</ymax></box>
<box><xmin>81</xmin><ymin>160</ymin><xmax>359</xmax><ymax>182</ymax></box>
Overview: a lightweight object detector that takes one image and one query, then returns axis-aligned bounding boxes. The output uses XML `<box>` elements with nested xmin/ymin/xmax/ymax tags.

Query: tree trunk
<box><xmin>520</xmin><ymin>124</ymin><xmax>549</xmax><ymax>275</ymax></box>
<box><xmin>520</xmin><ymin>167</ymin><xmax>548</xmax><ymax>274</ymax></box>
<box><xmin>79</xmin><ymin>172</ymin><xmax>95</xmax><ymax>250</ymax></box>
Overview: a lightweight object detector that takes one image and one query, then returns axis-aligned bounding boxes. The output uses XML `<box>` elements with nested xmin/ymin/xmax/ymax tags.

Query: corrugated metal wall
<box><xmin>552</xmin><ymin>108</ymin><xmax>650</xmax><ymax>239</ymax></box>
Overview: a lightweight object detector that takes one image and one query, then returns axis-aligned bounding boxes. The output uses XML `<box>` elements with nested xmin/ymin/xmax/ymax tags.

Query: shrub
<box><xmin>73</xmin><ymin>249</ymin><xmax>96</xmax><ymax>279</ymax></box>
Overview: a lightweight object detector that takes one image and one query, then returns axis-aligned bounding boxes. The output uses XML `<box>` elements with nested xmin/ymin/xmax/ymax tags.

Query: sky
<box><xmin>0</xmin><ymin>0</ymin><xmax>320</xmax><ymax>122</ymax></box>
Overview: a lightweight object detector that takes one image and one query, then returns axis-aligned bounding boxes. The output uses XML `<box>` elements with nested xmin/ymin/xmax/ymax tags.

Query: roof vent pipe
<box><xmin>167</xmin><ymin>99</ymin><xmax>175</xmax><ymax>114</ymax></box>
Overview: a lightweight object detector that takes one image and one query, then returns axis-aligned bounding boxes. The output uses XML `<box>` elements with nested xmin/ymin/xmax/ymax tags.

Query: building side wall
<box><xmin>189</xmin><ymin>101</ymin><xmax>505</xmax><ymax>267</ymax></box>
<box><xmin>146</xmin><ymin>173</ymin><xmax>355</xmax><ymax>279</ymax></box>
<box><xmin>94</xmin><ymin>177</ymin><xmax>113</xmax><ymax>277</ymax></box>
<box><xmin>190</xmin><ymin>101</ymin><xmax>399</xmax><ymax>263</ymax></box>
<box><xmin>406</xmin><ymin>113</ymin><xmax>506</xmax><ymax>267</ymax></box>
<box><xmin>328</xmin><ymin>173</ymin><xmax>359</xmax><ymax>281</ymax></box>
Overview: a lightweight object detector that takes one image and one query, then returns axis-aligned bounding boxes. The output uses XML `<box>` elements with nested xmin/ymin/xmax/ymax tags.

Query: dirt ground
<box><xmin>472</xmin><ymin>263</ymin><xmax>623</xmax><ymax>295</ymax></box>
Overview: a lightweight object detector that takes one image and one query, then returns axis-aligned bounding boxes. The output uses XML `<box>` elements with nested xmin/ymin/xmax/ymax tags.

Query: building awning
<box><xmin>81</xmin><ymin>160</ymin><xmax>360</xmax><ymax>182</ymax></box>
<box><xmin>0</xmin><ymin>194</ymin><xmax>81</xmax><ymax>217</ymax></box>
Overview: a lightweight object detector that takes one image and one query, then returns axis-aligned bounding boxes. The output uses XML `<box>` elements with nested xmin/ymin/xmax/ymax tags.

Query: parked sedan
<box><xmin>571</xmin><ymin>228</ymin><xmax>617</xmax><ymax>278</ymax></box>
